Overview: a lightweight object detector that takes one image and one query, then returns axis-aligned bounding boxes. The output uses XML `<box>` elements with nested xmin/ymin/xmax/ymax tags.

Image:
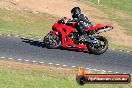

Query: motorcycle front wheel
<box><xmin>43</xmin><ymin>32</ymin><xmax>61</xmax><ymax>49</ymax></box>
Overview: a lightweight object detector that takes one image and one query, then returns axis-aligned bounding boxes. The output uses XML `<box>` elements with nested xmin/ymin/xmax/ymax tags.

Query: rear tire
<box><xmin>88</xmin><ymin>36</ymin><xmax>108</xmax><ymax>55</ymax></box>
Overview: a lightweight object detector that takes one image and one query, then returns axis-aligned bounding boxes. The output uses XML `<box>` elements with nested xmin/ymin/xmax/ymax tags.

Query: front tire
<box><xmin>43</xmin><ymin>32</ymin><xmax>61</xmax><ymax>49</ymax></box>
<box><xmin>88</xmin><ymin>36</ymin><xmax>108</xmax><ymax>55</ymax></box>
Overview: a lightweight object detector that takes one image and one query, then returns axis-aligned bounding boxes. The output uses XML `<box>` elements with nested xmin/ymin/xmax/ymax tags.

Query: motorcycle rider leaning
<box><xmin>68</xmin><ymin>7</ymin><xmax>93</xmax><ymax>41</ymax></box>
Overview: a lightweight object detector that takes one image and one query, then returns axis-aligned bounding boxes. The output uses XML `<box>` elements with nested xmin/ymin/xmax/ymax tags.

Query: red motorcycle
<box><xmin>44</xmin><ymin>17</ymin><xmax>113</xmax><ymax>55</ymax></box>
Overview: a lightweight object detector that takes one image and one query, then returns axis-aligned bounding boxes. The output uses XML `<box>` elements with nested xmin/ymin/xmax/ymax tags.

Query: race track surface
<box><xmin>0</xmin><ymin>35</ymin><xmax>132</xmax><ymax>74</ymax></box>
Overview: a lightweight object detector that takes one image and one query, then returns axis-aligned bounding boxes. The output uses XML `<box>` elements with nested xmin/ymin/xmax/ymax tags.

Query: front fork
<box><xmin>48</xmin><ymin>31</ymin><xmax>60</xmax><ymax>43</ymax></box>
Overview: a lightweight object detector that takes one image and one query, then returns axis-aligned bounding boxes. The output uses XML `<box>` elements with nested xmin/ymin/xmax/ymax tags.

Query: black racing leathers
<box><xmin>68</xmin><ymin>14</ymin><xmax>92</xmax><ymax>35</ymax></box>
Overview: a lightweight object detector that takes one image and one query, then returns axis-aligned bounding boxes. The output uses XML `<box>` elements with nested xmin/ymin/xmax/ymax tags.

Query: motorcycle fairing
<box><xmin>52</xmin><ymin>23</ymin><xmax>87</xmax><ymax>50</ymax></box>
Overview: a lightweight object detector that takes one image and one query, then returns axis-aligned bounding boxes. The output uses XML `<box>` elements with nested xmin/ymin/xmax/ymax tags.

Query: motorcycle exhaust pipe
<box><xmin>96</xmin><ymin>27</ymin><xmax>113</xmax><ymax>34</ymax></box>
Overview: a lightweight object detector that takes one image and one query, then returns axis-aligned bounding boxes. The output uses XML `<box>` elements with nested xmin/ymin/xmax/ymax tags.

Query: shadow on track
<box><xmin>21</xmin><ymin>38</ymin><xmax>89</xmax><ymax>54</ymax></box>
<box><xmin>21</xmin><ymin>38</ymin><xmax>45</xmax><ymax>48</ymax></box>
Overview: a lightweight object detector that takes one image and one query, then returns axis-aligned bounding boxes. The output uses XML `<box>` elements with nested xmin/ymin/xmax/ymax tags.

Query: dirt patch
<box><xmin>8</xmin><ymin>0</ymin><xmax>107</xmax><ymax>18</ymax></box>
<box><xmin>0</xmin><ymin>60</ymin><xmax>72</xmax><ymax>72</ymax></box>
<box><xmin>103</xmin><ymin>22</ymin><xmax>132</xmax><ymax>47</ymax></box>
<box><xmin>113</xmin><ymin>9</ymin><xmax>132</xmax><ymax>20</ymax></box>
<box><xmin>0</xmin><ymin>60</ymin><xmax>97</xmax><ymax>78</ymax></box>
<box><xmin>0</xmin><ymin>60</ymin><xmax>95</xmax><ymax>77</ymax></box>
<box><xmin>0</xmin><ymin>60</ymin><xmax>76</xmax><ymax>79</ymax></box>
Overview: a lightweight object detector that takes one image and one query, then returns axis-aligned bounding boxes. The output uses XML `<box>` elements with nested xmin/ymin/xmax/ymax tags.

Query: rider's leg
<box><xmin>78</xmin><ymin>26</ymin><xmax>85</xmax><ymax>41</ymax></box>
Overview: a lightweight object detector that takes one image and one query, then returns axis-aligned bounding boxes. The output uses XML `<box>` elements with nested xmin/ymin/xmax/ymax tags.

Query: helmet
<box><xmin>71</xmin><ymin>7</ymin><xmax>81</xmax><ymax>18</ymax></box>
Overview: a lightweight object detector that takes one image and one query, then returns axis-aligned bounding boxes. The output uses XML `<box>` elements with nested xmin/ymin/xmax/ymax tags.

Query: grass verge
<box><xmin>80</xmin><ymin>0</ymin><xmax>132</xmax><ymax>16</ymax></box>
<box><xmin>0</xmin><ymin>60</ymin><xmax>132</xmax><ymax>88</ymax></box>
<box><xmin>0</xmin><ymin>8</ymin><xmax>56</xmax><ymax>39</ymax></box>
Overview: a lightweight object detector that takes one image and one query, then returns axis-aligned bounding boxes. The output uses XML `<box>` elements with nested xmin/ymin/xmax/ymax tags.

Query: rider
<box><xmin>68</xmin><ymin>7</ymin><xmax>93</xmax><ymax>41</ymax></box>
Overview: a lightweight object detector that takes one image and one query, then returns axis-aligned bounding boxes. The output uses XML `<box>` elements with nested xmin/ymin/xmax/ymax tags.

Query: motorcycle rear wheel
<box><xmin>88</xmin><ymin>36</ymin><xmax>108</xmax><ymax>55</ymax></box>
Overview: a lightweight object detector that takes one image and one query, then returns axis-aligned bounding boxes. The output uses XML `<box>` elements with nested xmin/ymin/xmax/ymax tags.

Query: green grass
<box><xmin>0</xmin><ymin>65</ymin><xmax>131</xmax><ymax>88</ymax></box>
<box><xmin>0</xmin><ymin>8</ymin><xmax>56</xmax><ymax>39</ymax></box>
<box><xmin>80</xmin><ymin>0</ymin><xmax>132</xmax><ymax>16</ymax></box>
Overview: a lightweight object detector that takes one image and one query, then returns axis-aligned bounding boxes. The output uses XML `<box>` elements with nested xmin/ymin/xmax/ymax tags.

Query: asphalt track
<box><xmin>0</xmin><ymin>35</ymin><xmax>132</xmax><ymax>74</ymax></box>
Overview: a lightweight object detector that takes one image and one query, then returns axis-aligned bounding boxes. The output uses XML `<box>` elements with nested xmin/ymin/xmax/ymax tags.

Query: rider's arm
<box><xmin>78</xmin><ymin>14</ymin><xmax>89</xmax><ymax>23</ymax></box>
<box><xmin>78</xmin><ymin>14</ymin><xmax>93</xmax><ymax>27</ymax></box>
